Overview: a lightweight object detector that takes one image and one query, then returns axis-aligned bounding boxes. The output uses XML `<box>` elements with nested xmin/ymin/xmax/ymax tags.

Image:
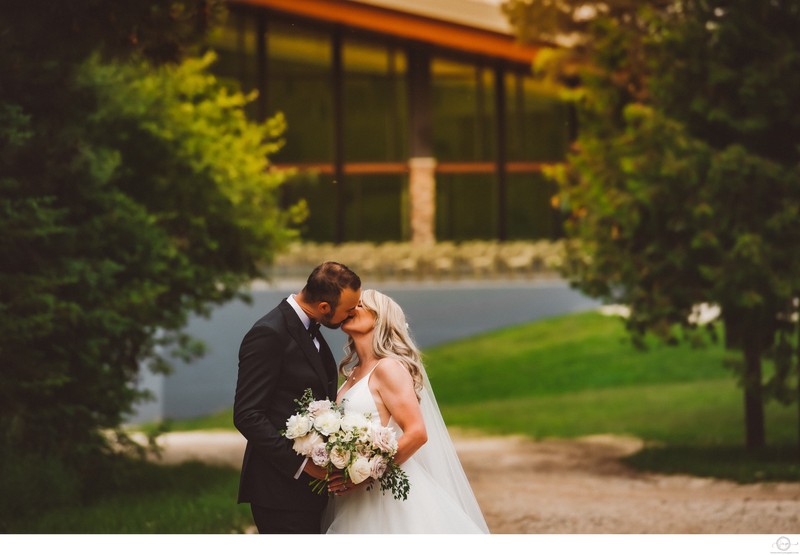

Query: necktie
<box><xmin>308</xmin><ymin>321</ymin><xmax>321</xmax><ymax>341</ymax></box>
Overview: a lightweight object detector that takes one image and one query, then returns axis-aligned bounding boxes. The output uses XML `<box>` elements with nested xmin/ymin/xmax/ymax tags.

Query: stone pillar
<box><xmin>409</xmin><ymin>157</ymin><xmax>437</xmax><ymax>245</ymax></box>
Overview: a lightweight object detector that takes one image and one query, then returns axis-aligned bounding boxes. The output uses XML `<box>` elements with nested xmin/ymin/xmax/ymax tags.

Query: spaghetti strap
<box><xmin>364</xmin><ymin>360</ymin><xmax>382</xmax><ymax>380</ymax></box>
<box><xmin>343</xmin><ymin>360</ymin><xmax>383</xmax><ymax>393</ymax></box>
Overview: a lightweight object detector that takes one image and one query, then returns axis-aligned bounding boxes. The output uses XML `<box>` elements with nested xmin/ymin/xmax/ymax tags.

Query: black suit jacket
<box><xmin>234</xmin><ymin>299</ymin><xmax>339</xmax><ymax>512</ymax></box>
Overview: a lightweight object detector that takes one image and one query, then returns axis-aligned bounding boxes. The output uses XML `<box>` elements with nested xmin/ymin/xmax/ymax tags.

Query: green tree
<box><xmin>504</xmin><ymin>0</ymin><xmax>800</xmax><ymax>449</ymax></box>
<box><xmin>643</xmin><ymin>0</ymin><xmax>800</xmax><ymax>449</ymax></box>
<box><xmin>0</xmin><ymin>0</ymin><xmax>301</xmax><ymax>517</ymax></box>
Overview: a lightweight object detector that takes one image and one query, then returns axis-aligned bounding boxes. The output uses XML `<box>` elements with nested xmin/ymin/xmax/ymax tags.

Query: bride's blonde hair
<box><xmin>338</xmin><ymin>289</ymin><xmax>424</xmax><ymax>398</ymax></box>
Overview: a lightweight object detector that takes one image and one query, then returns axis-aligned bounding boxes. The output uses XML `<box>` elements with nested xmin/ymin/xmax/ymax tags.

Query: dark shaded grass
<box><xmin>5</xmin><ymin>459</ymin><xmax>251</xmax><ymax>533</ymax></box>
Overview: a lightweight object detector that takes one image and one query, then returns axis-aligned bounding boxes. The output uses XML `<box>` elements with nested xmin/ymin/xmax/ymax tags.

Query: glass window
<box><xmin>432</xmin><ymin>59</ymin><xmax>495</xmax><ymax>162</ymax></box>
<box><xmin>505</xmin><ymin>174</ymin><xmax>561</xmax><ymax>240</ymax></box>
<box><xmin>281</xmin><ymin>172</ymin><xmax>337</xmax><ymax>241</ymax></box>
<box><xmin>343</xmin><ymin>175</ymin><xmax>406</xmax><ymax>242</ymax></box>
<box><xmin>265</xmin><ymin>21</ymin><xmax>334</xmax><ymax>163</ymax></box>
<box><xmin>207</xmin><ymin>10</ymin><xmax>260</xmax><ymax>119</ymax></box>
<box><xmin>343</xmin><ymin>38</ymin><xmax>408</xmax><ymax>162</ymax></box>
<box><xmin>506</xmin><ymin>74</ymin><xmax>570</xmax><ymax>162</ymax></box>
<box><xmin>436</xmin><ymin>174</ymin><xmax>497</xmax><ymax>240</ymax></box>
<box><xmin>282</xmin><ymin>173</ymin><xmax>406</xmax><ymax>242</ymax></box>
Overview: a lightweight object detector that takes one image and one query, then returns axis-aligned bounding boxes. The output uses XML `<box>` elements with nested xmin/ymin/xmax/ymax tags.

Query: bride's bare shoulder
<box><xmin>373</xmin><ymin>358</ymin><xmax>412</xmax><ymax>386</ymax></box>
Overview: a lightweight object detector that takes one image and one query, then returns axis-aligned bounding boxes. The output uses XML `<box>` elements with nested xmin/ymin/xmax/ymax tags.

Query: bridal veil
<box><xmin>413</xmin><ymin>366</ymin><xmax>489</xmax><ymax>533</ymax></box>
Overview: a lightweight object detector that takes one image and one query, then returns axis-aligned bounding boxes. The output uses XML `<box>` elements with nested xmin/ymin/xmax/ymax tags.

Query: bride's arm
<box><xmin>372</xmin><ymin>359</ymin><xmax>428</xmax><ymax>466</ymax></box>
<box><xmin>329</xmin><ymin>359</ymin><xmax>428</xmax><ymax>495</ymax></box>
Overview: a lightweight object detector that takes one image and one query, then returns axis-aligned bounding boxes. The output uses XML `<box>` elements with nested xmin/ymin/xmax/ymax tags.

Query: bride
<box><xmin>322</xmin><ymin>289</ymin><xmax>489</xmax><ymax>534</ymax></box>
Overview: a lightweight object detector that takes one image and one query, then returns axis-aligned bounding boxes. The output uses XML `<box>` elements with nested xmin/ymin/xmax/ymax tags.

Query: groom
<box><xmin>234</xmin><ymin>261</ymin><xmax>361</xmax><ymax>534</ymax></box>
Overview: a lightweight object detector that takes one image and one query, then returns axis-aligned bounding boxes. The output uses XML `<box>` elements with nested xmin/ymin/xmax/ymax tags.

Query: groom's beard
<box><xmin>322</xmin><ymin>311</ymin><xmax>357</xmax><ymax>330</ymax></box>
<box><xmin>321</xmin><ymin>314</ymin><xmax>346</xmax><ymax>330</ymax></box>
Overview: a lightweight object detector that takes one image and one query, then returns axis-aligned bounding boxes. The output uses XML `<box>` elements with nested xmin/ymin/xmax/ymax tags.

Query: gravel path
<box><xmin>149</xmin><ymin>431</ymin><xmax>800</xmax><ymax>534</ymax></box>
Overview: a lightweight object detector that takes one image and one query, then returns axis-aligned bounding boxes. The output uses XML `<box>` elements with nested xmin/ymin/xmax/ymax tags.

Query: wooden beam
<box><xmin>270</xmin><ymin>161</ymin><xmax>556</xmax><ymax>175</ymax></box>
<box><xmin>232</xmin><ymin>0</ymin><xmax>539</xmax><ymax>65</ymax></box>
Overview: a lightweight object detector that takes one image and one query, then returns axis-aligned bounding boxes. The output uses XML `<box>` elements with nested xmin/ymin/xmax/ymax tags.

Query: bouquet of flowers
<box><xmin>283</xmin><ymin>388</ymin><xmax>410</xmax><ymax>501</ymax></box>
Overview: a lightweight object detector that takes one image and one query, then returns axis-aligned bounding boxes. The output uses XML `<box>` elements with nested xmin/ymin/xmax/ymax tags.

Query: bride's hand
<box><xmin>327</xmin><ymin>474</ymin><xmax>373</xmax><ymax>495</ymax></box>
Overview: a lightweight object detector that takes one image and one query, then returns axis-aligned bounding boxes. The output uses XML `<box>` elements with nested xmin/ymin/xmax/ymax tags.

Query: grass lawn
<box><xmin>425</xmin><ymin>311</ymin><xmax>799</xmax><ymax>482</ymax></box>
<box><xmin>5</xmin><ymin>460</ymin><xmax>252</xmax><ymax>533</ymax></box>
<box><xmin>425</xmin><ymin>311</ymin><xmax>794</xmax><ymax>444</ymax></box>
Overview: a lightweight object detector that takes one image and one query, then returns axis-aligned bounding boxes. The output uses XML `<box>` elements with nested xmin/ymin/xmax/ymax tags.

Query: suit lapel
<box><xmin>279</xmin><ymin>300</ymin><xmax>331</xmax><ymax>395</ymax></box>
<box><xmin>317</xmin><ymin>334</ymin><xmax>339</xmax><ymax>400</ymax></box>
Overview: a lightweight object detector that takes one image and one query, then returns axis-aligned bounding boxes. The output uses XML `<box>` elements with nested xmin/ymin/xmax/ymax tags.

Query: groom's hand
<box><xmin>303</xmin><ymin>461</ymin><xmax>329</xmax><ymax>481</ymax></box>
<box><xmin>325</xmin><ymin>471</ymin><xmax>345</xmax><ymax>491</ymax></box>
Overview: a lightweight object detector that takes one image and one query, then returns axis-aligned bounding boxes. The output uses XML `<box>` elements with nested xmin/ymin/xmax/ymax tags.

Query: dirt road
<box><xmin>151</xmin><ymin>430</ymin><xmax>800</xmax><ymax>534</ymax></box>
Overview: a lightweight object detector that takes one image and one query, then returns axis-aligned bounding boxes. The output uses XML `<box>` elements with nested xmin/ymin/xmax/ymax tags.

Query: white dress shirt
<box><xmin>287</xmin><ymin>294</ymin><xmax>320</xmax><ymax>351</ymax></box>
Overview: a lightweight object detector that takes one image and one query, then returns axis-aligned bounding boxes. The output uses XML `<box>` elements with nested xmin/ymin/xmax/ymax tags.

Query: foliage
<box><xmin>556</xmin><ymin>105</ymin><xmax>800</xmax><ymax>342</ymax></box>
<box><xmin>0</xmin><ymin>450</ymin><xmax>81</xmax><ymax>527</ymax></box>
<box><xmin>640</xmin><ymin>1</ymin><xmax>800</xmax><ymax>445</ymax></box>
<box><xmin>504</xmin><ymin>0</ymin><xmax>800</xmax><ymax>448</ymax></box>
<box><xmin>648</xmin><ymin>0</ymin><xmax>800</xmax><ymax>167</ymax></box>
<box><xmin>3</xmin><ymin>458</ymin><xmax>251</xmax><ymax>533</ymax></box>
<box><xmin>0</xmin><ymin>0</ymin><xmax>301</xmax><ymax>509</ymax></box>
<box><xmin>1</xmin><ymin>0</ymin><xmax>226</xmax><ymax>70</ymax></box>
<box><xmin>502</xmin><ymin>0</ymin><xmax>666</xmax><ymax>94</ymax></box>
<box><xmin>502</xmin><ymin>0</ymin><xmax>672</xmax><ymax>48</ymax></box>
<box><xmin>79</xmin><ymin>51</ymin><xmax>302</xmax><ymax>293</ymax></box>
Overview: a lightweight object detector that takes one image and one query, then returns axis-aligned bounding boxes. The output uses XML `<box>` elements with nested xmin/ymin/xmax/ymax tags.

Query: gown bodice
<box><xmin>338</xmin><ymin>362</ymin><xmax>385</xmax><ymax>425</ymax></box>
<box><xmin>323</xmin><ymin>359</ymin><xmax>487</xmax><ymax>534</ymax></box>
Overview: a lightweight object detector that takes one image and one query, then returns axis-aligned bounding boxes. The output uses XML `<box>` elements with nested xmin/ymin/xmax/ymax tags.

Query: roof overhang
<box><xmin>229</xmin><ymin>0</ymin><xmax>539</xmax><ymax>65</ymax></box>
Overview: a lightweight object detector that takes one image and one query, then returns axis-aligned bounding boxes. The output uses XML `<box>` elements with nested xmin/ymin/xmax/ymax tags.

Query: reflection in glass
<box><xmin>506</xmin><ymin>74</ymin><xmax>570</xmax><ymax>162</ymax></box>
<box><xmin>436</xmin><ymin>174</ymin><xmax>497</xmax><ymax>240</ymax></box>
<box><xmin>207</xmin><ymin>8</ymin><xmax>570</xmax><ymax>243</ymax></box>
<box><xmin>506</xmin><ymin>174</ymin><xmax>561</xmax><ymax>240</ymax></box>
<box><xmin>208</xmin><ymin>11</ymin><xmax>259</xmax><ymax>120</ymax></box>
<box><xmin>266</xmin><ymin>21</ymin><xmax>334</xmax><ymax>163</ymax></box>
<box><xmin>343</xmin><ymin>174</ymin><xmax>406</xmax><ymax>242</ymax></box>
<box><xmin>343</xmin><ymin>38</ymin><xmax>408</xmax><ymax>162</ymax></box>
<box><xmin>432</xmin><ymin>59</ymin><xmax>495</xmax><ymax>162</ymax></box>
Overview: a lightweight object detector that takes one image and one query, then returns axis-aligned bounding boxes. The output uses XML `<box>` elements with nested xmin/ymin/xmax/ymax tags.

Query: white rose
<box><xmin>285</xmin><ymin>414</ymin><xmax>312</xmax><ymax>439</ymax></box>
<box><xmin>292</xmin><ymin>430</ymin><xmax>323</xmax><ymax>456</ymax></box>
<box><xmin>313</xmin><ymin>410</ymin><xmax>342</xmax><ymax>436</ymax></box>
<box><xmin>329</xmin><ymin>445</ymin><xmax>352</xmax><ymax>469</ymax></box>
<box><xmin>340</xmin><ymin>411</ymin><xmax>370</xmax><ymax>433</ymax></box>
<box><xmin>307</xmin><ymin>399</ymin><xmax>333</xmax><ymax>417</ymax></box>
<box><xmin>311</xmin><ymin>443</ymin><xmax>330</xmax><ymax>467</ymax></box>
<box><xmin>369</xmin><ymin>455</ymin><xmax>388</xmax><ymax>479</ymax></box>
<box><xmin>349</xmin><ymin>456</ymin><xmax>372</xmax><ymax>485</ymax></box>
<box><xmin>371</xmin><ymin>425</ymin><xmax>398</xmax><ymax>454</ymax></box>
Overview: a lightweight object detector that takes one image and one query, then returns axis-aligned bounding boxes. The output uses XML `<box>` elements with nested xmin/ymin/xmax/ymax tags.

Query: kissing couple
<box><xmin>234</xmin><ymin>261</ymin><xmax>489</xmax><ymax>534</ymax></box>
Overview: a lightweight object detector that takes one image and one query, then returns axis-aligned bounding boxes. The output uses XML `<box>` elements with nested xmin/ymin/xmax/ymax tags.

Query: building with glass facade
<box><xmin>209</xmin><ymin>0</ymin><xmax>572</xmax><ymax>243</ymax></box>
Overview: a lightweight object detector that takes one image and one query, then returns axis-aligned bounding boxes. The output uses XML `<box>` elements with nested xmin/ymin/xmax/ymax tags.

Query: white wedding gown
<box><xmin>323</xmin><ymin>366</ymin><xmax>489</xmax><ymax>534</ymax></box>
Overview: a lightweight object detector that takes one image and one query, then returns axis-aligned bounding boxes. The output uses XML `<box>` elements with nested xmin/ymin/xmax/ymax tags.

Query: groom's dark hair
<box><xmin>303</xmin><ymin>261</ymin><xmax>361</xmax><ymax>310</ymax></box>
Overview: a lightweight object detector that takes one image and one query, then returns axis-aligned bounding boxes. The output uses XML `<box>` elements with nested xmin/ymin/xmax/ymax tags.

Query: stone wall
<box><xmin>269</xmin><ymin>240</ymin><xmax>568</xmax><ymax>282</ymax></box>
